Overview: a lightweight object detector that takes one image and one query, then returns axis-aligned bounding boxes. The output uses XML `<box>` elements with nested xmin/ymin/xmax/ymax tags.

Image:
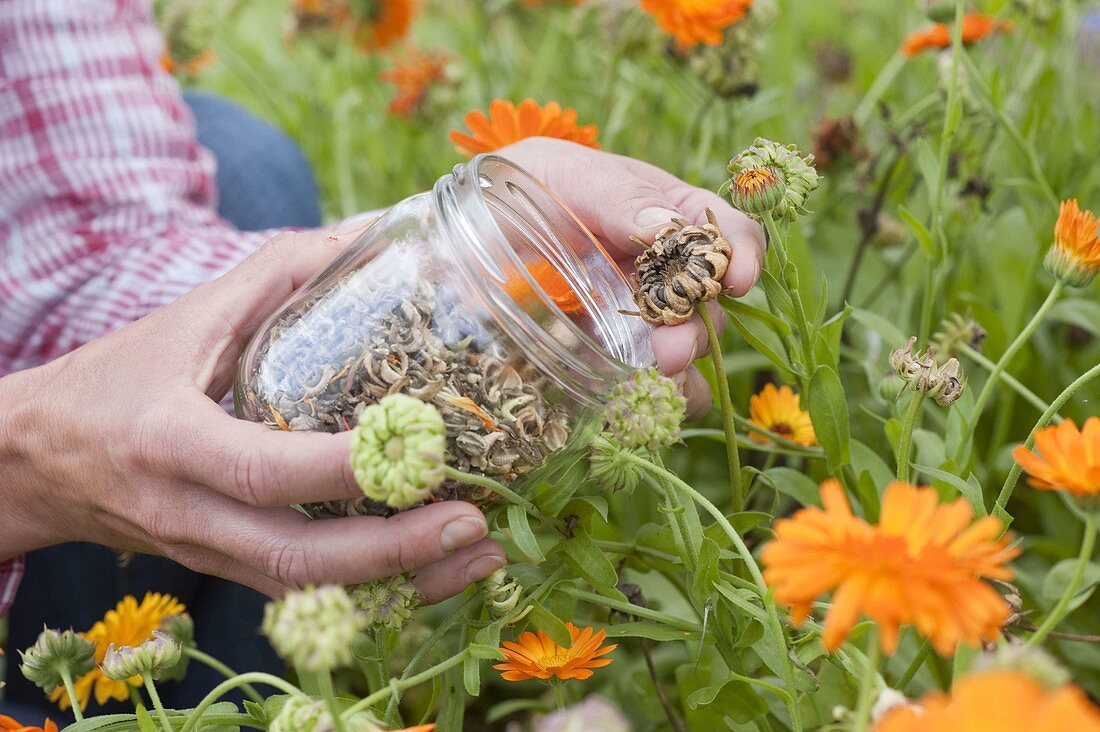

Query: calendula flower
<box><xmin>727</xmin><ymin>138</ymin><xmax>819</xmax><ymax>222</ymax></box>
<box><xmin>631</xmin><ymin>210</ymin><xmax>731</xmax><ymax>326</ymax></box>
<box><xmin>604</xmin><ymin>368</ymin><xmax>686</xmax><ymax>451</ymax></box>
<box><xmin>495</xmin><ymin>623</ymin><xmax>616</xmax><ymax>681</ymax></box>
<box><xmin>100</xmin><ymin>632</ymin><xmax>182</xmax><ymax>682</ymax></box>
<box><xmin>19</xmin><ymin>629</ymin><xmax>96</xmax><ymax>695</ymax></box>
<box><xmin>875</xmin><ymin>670</ymin><xmax>1100</xmax><ymax>731</ymax></box>
<box><xmin>350</xmin><ymin>574</ymin><xmax>421</xmax><ymax>632</ymax></box>
<box><xmin>748</xmin><ymin>384</ymin><xmax>816</xmax><ymax>446</ymax></box>
<box><xmin>349</xmin><ymin>394</ymin><xmax>446</xmax><ymax>509</ymax></box>
<box><xmin>379</xmin><ymin>47</ymin><xmax>451</xmax><ymax>118</ymax></box>
<box><xmin>349</xmin><ymin>0</ymin><xmax>417</xmax><ymax>51</ymax></box>
<box><xmin>263</xmin><ymin>585</ymin><xmax>366</xmax><ymax>672</ymax></box>
<box><xmin>1013</xmin><ymin>417</ymin><xmax>1100</xmax><ymax>500</ymax></box>
<box><xmin>640</xmin><ymin>0</ymin><xmax>753</xmax><ymax>47</ymax></box>
<box><xmin>901</xmin><ymin>13</ymin><xmax>1013</xmax><ymax>57</ymax></box>
<box><xmin>686</xmin><ymin>1</ymin><xmax>772</xmax><ymax>98</ymax></box>
<box><xmin>761</xmin><ymin>480</ymin><xmax>1019</xmax><ymax>655</ymax></box>
<box><xmin>1044</xmin><ymin>199</ymin><xmax>1100</xmax><ymax>287</ymax></box>
<box><xmin>449</xmin><ymin>99</ymin><xmax>599</xmax><ymax>158</ymax></box>
<box><xmin>0</xmin><ymin>716</ymin><xmax>58</xmax><ymax>732</ymax></box>
<box><xmin>48</xmin><ymin>593</ymin><xmax>185</xmax><ymax>710</ymax></box>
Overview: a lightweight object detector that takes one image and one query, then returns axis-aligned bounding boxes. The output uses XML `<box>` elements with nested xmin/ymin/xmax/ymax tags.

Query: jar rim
<box><xmin>432</xmin><ymin>154</ymin><xmax>655</xmax><ymax>404</ymax></box>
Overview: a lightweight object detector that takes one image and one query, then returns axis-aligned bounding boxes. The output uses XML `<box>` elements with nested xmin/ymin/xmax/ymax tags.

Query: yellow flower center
<box><xmin>735</xmin><ymin>167</ymin><xmax>779</xmax><ymax>195</ymax></box>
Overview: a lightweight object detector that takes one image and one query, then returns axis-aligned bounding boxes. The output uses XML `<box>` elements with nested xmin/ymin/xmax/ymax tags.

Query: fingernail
<box><xmin>464</xmin><ymin>555</ymin><xmax>506</xmax><ymax>585</ymax></box>
<box><xmin>634</xmin><ymin>206</ymin><xmax>682</xmax><ymax>230</ymax></box>
<box><xmin>440</xmin><ymin>516</ymin><xmax>488</xmax><ymax>553</ymax></box>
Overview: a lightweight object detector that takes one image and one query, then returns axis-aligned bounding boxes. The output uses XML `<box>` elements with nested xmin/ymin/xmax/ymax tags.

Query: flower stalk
<box><xmin>1025</xmin><ymin>513</ymin><xmax>1098</xmax><ymax>649</ymax></box>
<box><xmin>141</xmin><ymin>673</ymin><xmax>173</xmax><ymax>732</ymax></box>
<box><xmin>896</xmin><ymin>391</ymin><xmax>926</xmax><ymax>482</ymax></box>
<box><xmin>852</xmin><ymin>630</ymin><xmax>881</xmax><ymax>732</ymax></box>
<box><xmin>58</xmin><ymin>667</ymin><xmax>83</xmax><ymax>722</ymax></box>
<box><xmin>698</xmin><ymin>304</ymin><xmax>744</xmax><ymax>513</ymax></box>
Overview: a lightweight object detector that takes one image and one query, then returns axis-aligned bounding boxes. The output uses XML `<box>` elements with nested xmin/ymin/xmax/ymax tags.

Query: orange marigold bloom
<box><xmin>1013</xmin><ymin>417</ymin><xmax>1100</xmax><ymax>497</ymax></box>
<box><xmin>449</xmin><ymin>99</ymin><xmax>600</xmax><ymax>158</ymax></box>
<box><xmin>901</xmin><ymin>13</ymin><xmax>1012</xmax><ymax>57</ymax></box>
<box><xmin>875</xmin><ymin>670</ymin><xmax>1100</xmax><ymax>732</ymax></box>
<box><xmin>640</xmin><ymin>0</ymin><xmax>753</xmax><ymax>47</ymax></box>
<box><xmin>748</xmin><ymin>383</ymin><xmax>816</xmax><ymax>446</ymax></box>
<box><xmin>351</xmin><ymin>0</ymin><xmax>416</xmax><ymax>51</ymax></box>
<box><xmin>0</xmin><ymin>716</ymin><xmax>59</xmax><ymax>732</ymax></box>
<box><xmin>379</xmin><ymin>47</ymin><xmax>449</xmax><ymax>117</ymax></box>
<box><xmin>495</xmin><ymin>623</ymin><xmax>616</xmax><ymax>682</ymax></box>
<box><xmin>1044</xmin><ymin>199</ymin><xmax>1100</xmax><ymax>287</ymax></box>
<box><xmin>761</xmin><ymin>480</ymin><xmax>1019</xmax><ymax>656</ymax></box>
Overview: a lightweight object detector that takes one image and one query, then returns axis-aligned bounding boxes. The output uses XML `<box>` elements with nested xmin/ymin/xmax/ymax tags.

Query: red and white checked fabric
<box><xmin>0</xmin><ymin>0</ymin><xmax>293</xmax><ymax>613</ymax></box>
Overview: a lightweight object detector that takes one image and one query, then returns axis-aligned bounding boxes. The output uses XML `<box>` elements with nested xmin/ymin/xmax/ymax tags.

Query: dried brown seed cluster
<box><xmin>630</xmin><ymin>209</ymin><xmax>732</xmax><ymax>326</ymax></box>
<box><xmin>888</xmin><ymin>336</ymin><xmax>967</xmax><ymax>407</ymax></box>
<box><xmin>243</xmin><ymin>277</ymin><xmax>569</xmax><ymax>517</ymax></box>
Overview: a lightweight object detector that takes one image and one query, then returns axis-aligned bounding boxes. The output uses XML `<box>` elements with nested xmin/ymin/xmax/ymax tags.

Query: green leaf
<box><xmin>814</xmin><ymin>304</ymin><xmax>851</xmax><ymax>367</ymax></box>
<box><xmin>728</xmin><ymin>310</ymin><xmax>797</xmax><ymax>381</ymax></box>
<box><xmin>714</xmin><ymin>581</ymin><xmax>768</xmax><ymax>622</ymax></box>
<box><xmin>527</xmin><ymin>602</ymin><xmax>572</xmax><ymax>646</ymax></box>
<box><xmin>850</xmin><ymin>307</ymin><xmax>909</xmax><ymax>351</ymax></box>
<box><xmin>553</xmin><ymin>527</ymin><xmax>617</xmax><ymax>590</ymax></box>
<box><xmin>135</xmin><ymin>706</ymin><xmax>159</xmax><ymax>732</ymax></box>
<box><xmin>691</xmin><ymin>538</ymin><xmax>721</xmax><ymax>606</ymax></box>
<box><xmin>507</xmin><ymin>503</ymin><xmax>546</xmax><ymax>563</ymax></box>
<box><xmin>899</xmin><ymin>204</ymin><xmax>936</xmax><ymax>258</ymax></box>
<box><xmin>719</xmin><ymin>296</ymin><xmax>792</xmax><ymax>336</ymax></box>
<box><xmin>463</xmin><ymin>653</ymin><xmax>481</xmax><ymax>696</ymax></box>
<box><xmin>918</xmin><ymin>464</ymin><xmax>987</xmax><ymax>516</ymax></box>
<box><xmin>1041</xmin><ymin>559</ymin><xmax>1100</xmax><ymax>613</ymax></box>
<box><xmin>603</xmin><ymin>622</ymin><xmax>698</xmax><ymax>641</ymax></box>
<box><xmin>487</xmin><ymin>699</ymin><xmax>547</xmax><ymax>723</ymax></box>
<box><xmin>756</xmin><ymin>467</ymin><xmax>821</xmax><ymax>507</ymax></box>
<box><xmin>807</xmin><ymin>365</ymin><xmax>851</xmax><ymax>472</ymax></box>
<box><xmin>686</xmin><ymin>678</ymin><xmax>768</xmax><ymax>724</ymax></box>
<box><xmin>760</xmin><ymin>268</ymin><xmax>797</xmax><ymax>321</ymax></box>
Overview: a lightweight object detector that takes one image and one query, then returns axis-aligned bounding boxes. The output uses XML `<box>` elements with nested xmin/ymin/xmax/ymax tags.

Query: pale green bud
<box><xmin>19</xmin><ymin>628</ymin><xmax>96</xmax><ymax>693</ymax></box>
<box><xmin>101</xmin><ymin>631</ymin><xmax>182</xmax><ymax>681</ymax></box>
<box><xmin>604</xmin><ymin>368</ymin><xmax>686</xmax><ymax>452</ymax></box>
<box><xmin>350</xmin><ymin>574</ymin><xmax>420</xmax><ymax>632</ymax></box>
<box><xmin>262</xmin><ymin>585</ymin><xmax>366</xmax><ymax>672</ymax></box>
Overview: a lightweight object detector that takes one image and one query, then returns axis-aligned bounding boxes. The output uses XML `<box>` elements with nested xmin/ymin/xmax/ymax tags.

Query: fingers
<box><xmin>651</xmin><ymin>299</ymin><xmax>726</xmax><ymax>375</ymax></box>
<box><xmin>672</xmin><ymin>366</ymin><xmax>714</xmax><ymax>421</ymax></box>
<box><xmin>411</xmin><ymin>539</ymin><xmax>507</xmax><ymax>605</ymax></box>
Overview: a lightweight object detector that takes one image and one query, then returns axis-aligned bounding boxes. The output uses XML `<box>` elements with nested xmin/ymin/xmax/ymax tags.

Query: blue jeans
<box><xmin>2</xmin><ymin>92</ymin><xmax>321</xmax><ymax>721</ymax></box>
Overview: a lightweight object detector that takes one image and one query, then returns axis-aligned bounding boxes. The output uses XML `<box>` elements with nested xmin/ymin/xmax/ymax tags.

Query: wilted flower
<box><xmin>900</xmin><ymin>14</ymin><xmax>1013</xmax><ymax>58</ymax></box>
<box><xmin>495</xmin><ymin>623</ymin><xmax>616</xmax><ymax>682</ymax></box>
<box><xmin>350</xmin><ymin>574</ymin><xmax>421</xmax><ymax>632</ymax></box>
<box><xmin>640</xmin><ymin>0</ymin><xmax>752</xmax><ymax>47</ymax></box>
<box><xmin>1013</xmin><ymin>417</ymin><xmax>1100</xmax><ymax>508</ymax></box>
<box><xmin>349</xmin><ymin>394</ymin><xmax>446</xmax><ymax>509</ymax></box>
<box><xmin>262</xmin><ymin>585</ymin><xmax>366</xmax><ymax>672</ymax></box>
<box><xmin>631</xmin><ymin>210</ymin><xmax>731</xmax><ymax>326</ymax></box>
<box><xmin>762</xmin><ymin>479</ymin><xmax>1019</xmax><ymax>655</ymax></box>
<box><xmin>480</xmin><ymin>568</ymin><xmax>525</xmax><ymax>619</ymax></box>
<box><xmin>449</xmin><ymin>99</ymin><xmax>599</xmax><ymax>157</ymax></box>
<box><xmin>812</xmin><ymin>116</ymin><xmax>867</xmax><ymax>171</ymax></box>
<box><xmin>871</xmin><ymin>688</ymin><xmax>910</xmax><ymax>724</ymax></box>
<box><xmin>889</xmin><ymin>337</ymin><xmax>967</xmax><ymax>406</ymax></box>
<box><xmin>20</xmin><ymin>629</ymin><xmax>96</xmax><ymax>694</ymax></box>
<box><xmin>100</xmin><ymin>632</ymin><xmax>181</xmax><ymax>682</ymax></box>
<box><xmin>727</xmin><ymin>138</ymin><xmax>819</xmax><ymax>221</ymax></box>
<box><xmin>874</xmin><ymin>670</ymin><xmax>1100</xmax><ymax>731</ymax></box>
<box><xmin>588</xmin><ymin>433</ymin><xmax>647</xmax><ymax>494</ymax></box>
<box><xmin>604</xmin><ymin>368</ymin><xmax>686</xmax><ymax>451</ymax></box>
<box><xmin>1044</xmin><ymin>199</ymin><xmax>1100</xmax><ymax>287</ymax></box>
<box><xmin>748</xmin><ymin>383</ymin><xmax>817</xmax><ymax>446</ymax></box>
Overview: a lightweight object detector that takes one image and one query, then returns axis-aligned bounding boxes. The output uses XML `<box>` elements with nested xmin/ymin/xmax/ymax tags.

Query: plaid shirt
<box><xmin>0</xmin><ymin>0</ymin><xmax>286</xmax><ymax>614</ymax></box>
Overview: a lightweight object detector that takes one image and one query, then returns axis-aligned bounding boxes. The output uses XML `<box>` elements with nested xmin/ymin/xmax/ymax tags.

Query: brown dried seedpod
<box><xmin>630</xmin><ymin>209</ymin><xmax>732</xmax><ymax>326</ymax></box>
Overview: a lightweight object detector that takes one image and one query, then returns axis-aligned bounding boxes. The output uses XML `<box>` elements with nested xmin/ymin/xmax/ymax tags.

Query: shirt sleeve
<box><xmin>0</xmin><ymin>0</ymin><xmax>312</xmax><ymax>616</ymax></box>
<box><xmin>0</xmin><ymin>0</ymin><xmax>288</xmax><ymax>375</ymax></box>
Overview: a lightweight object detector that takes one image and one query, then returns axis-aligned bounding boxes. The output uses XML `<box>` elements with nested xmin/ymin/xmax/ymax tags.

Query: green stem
<box><xmin>184</xmin><ymin>647</ymin><xmax>264</xmax><ymax>704</ymax></box>
<box><xmin>565</xmin><ymin>587</ymin><xmax>700</xmax><ymax>633</ymax></box>
<box><xmin>854</xmin><ymin>54</ymin><xmax>905</xmax><ymax>126</ymax></box>
<box><xmin>852</xmin><ymin>631</ymin><xmax>881</xmax><ymax>732</ymax></box>
<box><xmin>896</xmin><ymin>391</ymin><xmax>926</xmax><ymax>482</ymax></box>
<box><xmin>341</xmin><ymin>650</ymin><xmax>470</xmax><ymax>720</ymax></box>
<box><xmin>142</xmin><ymin>673</ymin><xmax>174</xmax><ymax>732</ymax></box>
<box><xmin>762</xmin><ymin>215</ymin><xmax>815</xmax><ymax>375</ymax></box>
<box><xmin>180</xmin><ymin>673</ymin><xmax>307</xmax><ymax>732</ymax></box>
<box><xmin>956</xmin><ymin>281</ymin><xmax>1064</xmax><ymax>463</ymax></box>
<box><xmin>1025</xmin><ymin>514</ymin><xmax>1098</xmax><ymax>648</ymax></box>
<box><xmin>958</xmin><ymin>344</ymin><xmax>1060</xmax><ymax>421</ymax></box>
<box><xmin>699</xmin><ymin>304</ymin><xmax>744</xmax><ymax>513</ymax></box>
<box><xmin>622</xmin><ymin>451</ymin><xmax>804</xmax><ymax>732</ymax></box>
<box><xmin>994</xmin><ymin>362</ymin><xmax>1100</xmax><ymax>521</ymax></box>
<box><xmin>316</xmin><ymin>671</ymin><xmax>346</xmax><ymax>732</ymax></box>
<box><xmin>58</xmin><ymin>666</ymin><xmax>84</xmax><ymax>722</ymax></box>
<box><xmin>443</xmin><ymin>466</ymin><xmax>565</xmax><ymax>532</ymax></box>
<box><xmin>895</xmin><ymin>640</ymin><xmax>932</xmax><ymax>690</ymax></box>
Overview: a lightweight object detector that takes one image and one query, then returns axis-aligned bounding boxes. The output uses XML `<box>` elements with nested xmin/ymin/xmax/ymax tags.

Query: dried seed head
<box><xmin>929</xmin><ymin>357</ymin><xmax>967</xmax><ymax>407</ymax></box>
<box><xmin>932</xmin><ymin>313</ymin><xmax>987</xmax><ymax>358</ymax></box>
<box><xmin>890</xmin><ymin>337</ymin><xmax>967</xmax><ymax>406</ymax></box>
<box><xmin>631</xmin><ymin>210</ymin><xmax>732</xmax><ymax>326</ymax></box>
<box><xmin>350</xmin><ymin>574</ymin><xmax>421</xmax><ymax>632</ymax></box>
<box><xmin>262</xmin><ymin>585</ymin><xmax>365</xmax><ymax>672</ymax></box>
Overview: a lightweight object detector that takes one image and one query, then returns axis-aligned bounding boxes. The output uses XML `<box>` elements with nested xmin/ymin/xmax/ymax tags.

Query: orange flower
<box><xmin>900</xmin><ymin>13</ymin><xmax>1012</xmax><ymax>57</ymax></box>
<box><xmin>1044</xmin><ymin>200</ymin><xmax>1100</xmax><ymax>287</ymax></box>
<box><xmin>351</xmin><ymin>0</ymin><xmax>416</xmax><ymax>51</ymax></box>
<box><xmin>875</xmin><ymin>670</ymin><xmax>1100</xmax><ymax>732</ymax></box>
<box><xmin>379</xmin><ymin>47</ymin><xmax>450</xmax><ymax>117</ymax></box>
<box><xmin>503</xmin><ymin>261</ymin><xmax>586</xmax><ymax>315</ymax></box>
<box><xmin>160</xmin><ymin>48</ymin><xmax>216</xmax><ymax>76</ymax></box>
<box><xmin>640</xmin><ymin>0</ymin><xmax>753</xmax><ymax>47</ymax></box>
<box><xmin>450</xmin><ymin>99</ymin><xmax>600</xmax><ymax>158</ymax></box>
<box><xmin>761</xmin><ymin>480</ymin><xmax>1018</xmax><ymax>655</ymax></box>
<box><xmin>494</xmin><ymin>623</ymin><xmax>616</xmax><ymax>681</ymax></box>
<box><xmin>0</xmin><ymin>716</ymin><xmax>58</xmax><ymax>732</ymax></box>
<box><xmin>1013</xmin><ymin>417</ymin><xmax>1100</xmax><ymax>497</ymax></box>
<box><xmin>748</xmin><ymin>383</ymin><xmax>816</xmax><ymax>446</ymax></box>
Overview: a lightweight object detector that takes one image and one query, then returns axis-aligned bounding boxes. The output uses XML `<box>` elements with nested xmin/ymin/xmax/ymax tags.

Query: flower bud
<box><xmin>263</xmin><ymin>585</ymin><xmax>366</xmax><ymax>672</ymax></box>
<box><xmin>350</xmin><ymin>574</ymin><xmax>420</xmax><ymax>633</ymax></box>
<box><xmin>157</xmin><ymin>613</ymin><xmax>194</xmax><ymax>682</ymax></box>
<box><xmin>349</xmin><ymin>394</ymin><xmax>446</xmax><ymax>509</ymax></box>
<box><xmin>1044</xmin><ymin>199</ymin><xmax>1100</xmax><ymax>288</ymax></box>
<box><xmin>588</xmin><ymin>433</ymin><xmax>646</xmax><ymax>494</ymax></box>
<box><xmin>19</xmin><ymin>628</ymin><xmax>96</xmax><ymax>693</ymax></box>
<box><xmin>270</xmin><ymin>697</ymin><xmax>387</xmax><ymax>732</ymax></box>
<box><xmin>604</xmin><ymin>368</ymin><xmax>686</xmax><ymax>451</ymax></box>
<box><xmin>480</xmin><ymin>568</ymin><xmax>524</xmax><ymax>619</ymax></box>
<box><xmin>727</xmin><ymin>138</ymin><xmax>820</xmax><ymax>222</ymax></box>
<box><xmin>727</xmin><ymin>167</ymin><xmax>787</xmax><ymax>218</ymax></box>
<box><xmin>101</xmin><ymin>631</ymin><xmax>182</xmax><ymax>682</ymax></box>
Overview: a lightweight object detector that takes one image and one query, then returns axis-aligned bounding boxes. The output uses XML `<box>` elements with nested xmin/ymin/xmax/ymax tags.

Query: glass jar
<box><xmin>235</xmin><ymin>154</ymin><xmax>654</xmax><ymax>518</ymax></box>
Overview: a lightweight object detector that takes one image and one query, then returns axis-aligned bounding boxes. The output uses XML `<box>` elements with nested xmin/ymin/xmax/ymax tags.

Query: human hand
<box><xmin>0</xmin><ymin>223</ymin><xmax>506</xmax><ymax>603</ymax></box>
<box><xmin>499</xmin><ymin>138</ymin><xmax>767</xmax><ymax>418</ymax></box>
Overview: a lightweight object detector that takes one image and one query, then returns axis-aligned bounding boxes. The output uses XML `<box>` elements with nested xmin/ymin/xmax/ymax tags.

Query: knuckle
<box><xmin>229</xmin><ymin>446</ymin><xmax>281</xmax><ymax>506</ymax></box>
<box><xmin>265</xmin><ymin>539</ymin><xmax>321</xmax><ymax>589</ymax></box>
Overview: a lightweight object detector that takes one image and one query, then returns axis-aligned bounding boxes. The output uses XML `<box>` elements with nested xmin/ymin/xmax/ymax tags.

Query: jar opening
<box><xmin>433</xmin><ymin>155</ymin><xmax>655</xmax><ymax>404</ymax></box>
